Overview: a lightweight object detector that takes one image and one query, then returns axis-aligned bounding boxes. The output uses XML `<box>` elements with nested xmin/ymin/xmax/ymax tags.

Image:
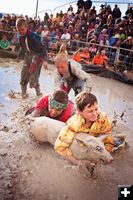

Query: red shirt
<box><xmin>35</xmin><ymin>95</ymin><xmax>74</xmax><ymax>123</ymax></box>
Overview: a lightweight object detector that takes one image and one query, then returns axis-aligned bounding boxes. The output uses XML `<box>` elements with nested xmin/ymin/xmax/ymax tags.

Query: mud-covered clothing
<box><xmin>20</xmin><ymin>53</ymin><xmax>42</xmax><ymax>88</ymax></box>
<box><xmin>54</xmin><ymin>112</ymin><xmax>113</xmax><ymax>157</ymax></box>
<box><xmin>54</xmin><ymin>59</ymin><xmax>92</xmax><ymax>95</ymax></box>
<box><xmin>34</xmin><ymin>95</ymin><xmax>74</xmax><ymax>123</ymax></box>
<box><xmin>19</xmin><ymin>30</ymin><xmax>47</xmax><ymax>60</ymax></box>
<box><xmin>19</xmin><ymin>30</ymin><xmax>47</xmax><ymax>88</ymax></box>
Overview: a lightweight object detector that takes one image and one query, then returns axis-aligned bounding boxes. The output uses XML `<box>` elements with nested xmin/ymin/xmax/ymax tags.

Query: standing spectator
<box><xmin>67</xmin><ymin>5</ymin><xmax>73</xmax><ymax>13</ymax></box>
<box><xmin>44</xmin><ymin>13</ymin><xmax>49</xmax><ymax>25</ymax></box>
<box><xmin>16</xmin><ymin>18</ymin><xmax>48</xmax><ymax>98</ymax></box>
<box><xmin>77</xmin><ymin>0</ymin><xmax>85</xmax><ymax>12</ymax></box>
<box><xmin>84</xmin><ymin>0</ymin><xmax>92</xmax><ymax>12</ymax></box>
<box><xmin>112</xmin><ymin>4</ymin><xmax>121</xmax><ymax>20</ymax></box>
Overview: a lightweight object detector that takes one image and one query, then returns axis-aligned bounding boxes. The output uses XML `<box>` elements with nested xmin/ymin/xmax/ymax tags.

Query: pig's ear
<box><xmin>98</xmin><ymin>133</ymin><xmax>111</xmax><ymax>141</ymax></box>
<box><xmin>75</xmin><ymin>138</ymin><xmax>88</xmax><ymax>148</ymax></box>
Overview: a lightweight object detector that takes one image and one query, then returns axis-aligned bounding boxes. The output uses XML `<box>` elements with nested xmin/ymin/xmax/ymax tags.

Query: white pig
<box><xmin>30</xmin><ymin>116</ymin><xmax>113</xmax><ymax>164</ymax></box>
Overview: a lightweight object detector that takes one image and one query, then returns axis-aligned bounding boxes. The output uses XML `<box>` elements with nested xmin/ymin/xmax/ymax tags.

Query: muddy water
<box><xmin>0</xmin><ymin>63</ymin><xmax>133</xmax><ymax>129</ymax></box>
<box><xmin>0</xmin><ymin>60</ymin><xmax>133</xmax><ymax>200</ymax></box>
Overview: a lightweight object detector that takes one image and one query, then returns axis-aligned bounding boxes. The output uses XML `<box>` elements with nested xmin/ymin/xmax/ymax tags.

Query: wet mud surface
<box><xmin>0</xmin><ymin>58</ymin><xmax>133</xmax><ymax>200</ymax></box>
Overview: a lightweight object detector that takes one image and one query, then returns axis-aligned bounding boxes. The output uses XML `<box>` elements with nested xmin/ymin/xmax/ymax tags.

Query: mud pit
<box><xmin>0</xmin><ymin>58</ymin><xmax>133</xmax><ymax>200</ymax></box>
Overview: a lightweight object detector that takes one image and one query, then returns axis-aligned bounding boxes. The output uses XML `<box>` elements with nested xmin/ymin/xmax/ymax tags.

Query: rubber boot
<box><xmin>21</xmin><ymin>85</ymin><xmax>28</xmax><ymax>99</ymax></box>
<box><xmin>35</xmin><ymin>86</ymin><xmax>43</xmax><ymax>96</ymax></box>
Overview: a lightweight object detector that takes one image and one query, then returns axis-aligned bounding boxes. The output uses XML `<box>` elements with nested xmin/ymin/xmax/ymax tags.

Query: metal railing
<box><xmin>0</xmin><ymin>29</ymin><xmax>132</xmax><ymax>71</ymax></box>
<box><xmin>34</xmin><ymin>0</ymin><xmax>133</xmax><ymax>17</ymax></box>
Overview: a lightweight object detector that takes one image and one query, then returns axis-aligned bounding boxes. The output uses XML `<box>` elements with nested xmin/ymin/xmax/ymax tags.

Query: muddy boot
<box><xmin>21</xmin><ymin>85</ymin><xmax>28</xmax><ymax>99</ymax></box>
<box><xmin>35</xmin><ymin>86</ymin><xmax>42</xmax><ymax>96</ymax></box>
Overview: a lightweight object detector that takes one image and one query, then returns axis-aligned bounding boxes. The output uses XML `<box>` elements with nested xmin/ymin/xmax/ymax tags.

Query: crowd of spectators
<box><xmin>0</xmin><ymin>1</ymin><xmax>133</xmax><ymax>70</ymax></box>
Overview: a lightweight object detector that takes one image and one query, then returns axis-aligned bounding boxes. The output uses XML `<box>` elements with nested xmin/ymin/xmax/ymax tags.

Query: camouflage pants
<box><xmin>20</xmin><ymin>54</ymin><xmax>42</xmax><ymax>88</ymax></box>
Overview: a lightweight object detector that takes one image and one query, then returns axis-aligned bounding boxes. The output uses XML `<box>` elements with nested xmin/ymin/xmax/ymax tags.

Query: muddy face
<box><xmin>71</xmin><ymin>134</ymin><xmax>113</xmax><ymax>164</ymax></box>
<box><xmin>84</xmin><ymin>138</ymin><xmax>113</xmax><ymax>164</ymax></box>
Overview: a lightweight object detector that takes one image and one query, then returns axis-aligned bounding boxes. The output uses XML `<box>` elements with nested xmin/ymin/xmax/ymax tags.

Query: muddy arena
<box><xmin>0</xmin><ymin>57</ymin><xmax>133</xmax><ymax>200</ymax></box>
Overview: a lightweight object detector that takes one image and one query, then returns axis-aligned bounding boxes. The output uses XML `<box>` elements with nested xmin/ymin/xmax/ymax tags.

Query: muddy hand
<box><xmin>77</xmin><ymin>160</ymin><xmax>97</xmax><ymax>179</ymax></box>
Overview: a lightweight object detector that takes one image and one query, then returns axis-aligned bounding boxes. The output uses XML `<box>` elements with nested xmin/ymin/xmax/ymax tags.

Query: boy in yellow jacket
<box><xmin>54</xmin><ymin>92</ymin><xmax>113</xmax><ymax>165</ymax></box>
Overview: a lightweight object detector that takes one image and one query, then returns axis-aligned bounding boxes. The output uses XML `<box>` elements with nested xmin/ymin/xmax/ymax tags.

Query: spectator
<box><xmin>92</xmin><ymin>49</ymin><xmax>109</xmax><ymax>68</ymax></box>
<box><xmin>61</xmin><ymin>28</ymin><xmax>71</xmax><ymax>46</ymax></box>
<box><xmin>67</xmin><ymin>5</ymin><xmax>73</xmax><ymax>13</ymax></box>
<box><xmin>89</xmin><ymin>44</ymin><xmax>97</xmax><ymax>58</ymax></box>
<box><xmin>80</xmin><ymin>47</ymin><xmax>91</xmax><ymax>64</ymax></box>
<box><xmin>77</xmin><ymin>0</ymin><xmax>85</xmax><ymax>12</ymax></box>
<box><xmin>84</xmin><ymin>0</ymin><xmax>92</xmax><ymax>12</ymax></box>
<box><xmin>72</xmin><ymin>48</ymin><xmax>83</xmax><ymax>63</ymax></box>
<box><xmin>44</xmin><ymin>13</ymin><xmax>49</xmax><ymax>25</ymax></box>
<box><xmin>112</xmin><ymin>4</ymin><xmax>121</xmax><ymax>20</ymax></box>
<box><xmin>0</xmin><ymin>34</ymin><xmax>11</xmax><ymax>50</ymax></box>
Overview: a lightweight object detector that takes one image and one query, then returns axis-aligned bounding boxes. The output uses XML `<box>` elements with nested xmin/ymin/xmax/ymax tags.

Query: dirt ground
<box><xmin>0</xmin><ymin>58</ymin><xmax>133</xmax><ymax>200</ymax></box>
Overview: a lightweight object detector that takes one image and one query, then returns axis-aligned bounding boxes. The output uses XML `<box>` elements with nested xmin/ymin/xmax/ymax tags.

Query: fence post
<box><xmin>115</xmin><ymin>47</ymin><xmax>120</xmax><ymax>63</ymax></box>
<box><xmin>35</xmin><ymin>0</ymin><xmax>39</xmax><ymax>19</ymax></box>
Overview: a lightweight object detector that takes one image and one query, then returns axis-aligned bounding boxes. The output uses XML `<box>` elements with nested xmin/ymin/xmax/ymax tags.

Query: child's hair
<box><xmin>16</xmin><ymin>18</ymin><xmax>27</xmax><ymax>29</ymax></box>
<box><xmin>55</xmin><ymin>53</ymin><xmax>68</xmax><ymax>64</ymax></box>
<box><xmin>50</xmin><ymin>90</ymin><xmax>68</xmax><ymax>104</ymax></box>
<box><xmin>75</xmin><ymin>92</ymin><xmax>97</xmax><ymax>111</ymax></box>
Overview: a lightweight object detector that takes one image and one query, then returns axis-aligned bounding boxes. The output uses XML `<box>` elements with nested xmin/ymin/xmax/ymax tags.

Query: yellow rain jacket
<box><xmin>54</xmin><ymin>112</ymin><xmax>113</xmax><ymax>157</ymax></box>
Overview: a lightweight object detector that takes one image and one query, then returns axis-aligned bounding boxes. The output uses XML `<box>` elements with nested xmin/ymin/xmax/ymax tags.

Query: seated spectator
<box><xmin>72</xmin><ymin>48</ymin><xmax>83</xmax><ymax>63</ymax></box>
<box><xmin>89</xmin><ymin>34</ymin><xmax>98</xmax><ymax>44</ymax></box>
<box><xmin>35</xmin><ymin>25</ymin><xmax>43</xmax><ymax>36</ymax></box>
<box><xmin>92</xmin><ymin>49</ymin><xmax>109</xmax><ymax>68</ymax></box>
<box><xmin>80</xmin><ymin>47</ymin><xmax>91</xmax><ymax>64</ymax></box>
<box><xmin>0</xmin><ymin>19</ymin><xmax>9</xmax><ymax>31</ymax></box>
<box><xmin>0</xmin><ymin>34</ymin><xmax>11</xmax><ymax>50</ymax></box>
<box><xmin>98</xmin><ymin>28</ymin><xmax>109</xmax><ymax>43</ymax></box>
<box><xmin>61</xmin><ymin>28</ymin><xmax>71</xmax><ymax>46</ymax></box>
<box><xmin>59</xmin><ymin>43</ymin><xmax>68</xmax><ymax>55</ymax></box>
<box><xmin>41</xmin><ymin>25</ymin><xmax>50</xmax><ymax>48</ymax></box>
<box><xmin>86</xmin><ymin>21</ymin><xmax>95</xmax><ymax>41</ymax></box>
<box><xmin>99</xmin><ymin>35</ymin><xmax>109</xmax><ymax>46</ymax></box>
<box><xmin>89</xmin><ymin>44</ymin><xmax>97</xmax><ymax>58</ymax></box>
<box><xmin>10</xmin><ymin>32</ymin><xmax>20</xmax><ymax>52</ymax></box>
